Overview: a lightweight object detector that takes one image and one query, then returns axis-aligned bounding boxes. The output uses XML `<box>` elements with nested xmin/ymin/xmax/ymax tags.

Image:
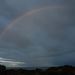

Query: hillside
<box><xmin>0</xmin><ymin>65</ymin><xmax>75</xmax><ymax>75</ymax></box>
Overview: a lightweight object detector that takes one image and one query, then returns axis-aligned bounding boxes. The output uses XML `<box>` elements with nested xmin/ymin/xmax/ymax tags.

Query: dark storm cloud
<box><xmin>0</xmin><ymin>0</ymin><xmax>75</xmax><ymax>67</ymax></box>
<box><xmin>0</xmin><ymin>0</ymin><xmax>18</xmax><ymax>35</ymax></box>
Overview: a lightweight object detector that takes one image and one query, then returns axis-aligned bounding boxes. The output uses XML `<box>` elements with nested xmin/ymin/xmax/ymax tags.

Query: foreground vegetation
<box><xmin>0</xmin><ymin>65</ymin><xmax>75</xmax><ymax>75</ymax></box>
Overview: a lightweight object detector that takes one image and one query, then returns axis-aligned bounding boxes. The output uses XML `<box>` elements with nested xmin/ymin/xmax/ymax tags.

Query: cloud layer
<box><xmin>0</xmin><ymin>0</ymin><xmax>75</xmax><ymax>67</ymax></box>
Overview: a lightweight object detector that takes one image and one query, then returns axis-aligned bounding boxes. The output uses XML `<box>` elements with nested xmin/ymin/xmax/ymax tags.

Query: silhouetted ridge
<box><xmin>0</xmin><ymin>64</ymin><xmax>75</xmax><ymax>75</ymax></box>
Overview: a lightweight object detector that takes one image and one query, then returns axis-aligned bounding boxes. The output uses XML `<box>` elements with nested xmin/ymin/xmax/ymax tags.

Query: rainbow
<box><xmin>0</xmin><ymin>6</ymin><xmax>64</xmax><ymax>39</ymax></box>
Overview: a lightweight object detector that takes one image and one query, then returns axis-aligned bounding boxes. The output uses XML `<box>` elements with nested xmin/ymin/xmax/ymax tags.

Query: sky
<box><xmin>0</xmin><ymin>0</ymin><xmax>75</xmax><ymax>68</ymax></box>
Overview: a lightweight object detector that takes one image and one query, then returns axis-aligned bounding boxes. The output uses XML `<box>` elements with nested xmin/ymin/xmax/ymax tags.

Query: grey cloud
<box><xmin>0</xmin><ymin>0</ymin><xmax>75</xmax><ymax>67</ymax></box>
<box><xmin>6</xmin><ymin>0</ymin><xmax>65</xmax><ymax>12</ymax></box>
